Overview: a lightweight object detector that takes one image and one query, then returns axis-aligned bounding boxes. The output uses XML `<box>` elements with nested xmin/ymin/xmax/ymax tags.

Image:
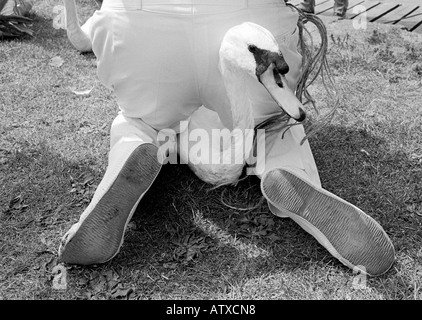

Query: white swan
<box><xmin>63</xmin><ymin>0</ymin><xmax>92</xmax><ymax>52</ymax></box>
<box><xmin>179</xmin><ymin>22</ymin><xmax>306</xmax><ymax>185</ymax></box>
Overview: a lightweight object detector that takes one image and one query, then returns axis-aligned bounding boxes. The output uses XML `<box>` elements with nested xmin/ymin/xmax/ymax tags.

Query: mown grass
<box><xmin>0</xmin><ymin>1</ymin><xmax>421</xmax><ymax>300</ymax></box>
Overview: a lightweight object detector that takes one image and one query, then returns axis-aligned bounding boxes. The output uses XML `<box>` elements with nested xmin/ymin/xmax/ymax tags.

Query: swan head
<box><xmin>220</xmin><ymin>22</ymin><xmax>306</xmax><ymax>122</ymax></box>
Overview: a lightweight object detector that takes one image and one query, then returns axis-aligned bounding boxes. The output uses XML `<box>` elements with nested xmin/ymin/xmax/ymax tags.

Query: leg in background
<box><xmin>297</xmin><ymin>0</ymin><xmax>316</xmax><ymax>14</ymax></box>
<box><xmin>333</xmin><ymin>0</ymin><xmax>349</xmax><ymax>18</ymax></box>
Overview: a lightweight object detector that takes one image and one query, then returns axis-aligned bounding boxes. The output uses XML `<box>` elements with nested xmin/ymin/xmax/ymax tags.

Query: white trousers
<box><xmin>87</xmin><ymin>0</ymin><xmax>321</xmax><ymax>218</ymax></box>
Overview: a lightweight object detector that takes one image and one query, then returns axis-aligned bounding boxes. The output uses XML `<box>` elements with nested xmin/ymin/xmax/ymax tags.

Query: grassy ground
<box><xmin>1</xmin><ymin>1</ymin><xmax>421</xmax><ymax>300</ymax></box>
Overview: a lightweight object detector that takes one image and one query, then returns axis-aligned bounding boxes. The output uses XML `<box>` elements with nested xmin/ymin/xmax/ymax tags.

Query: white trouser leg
<box><xmin>251</xmin><ymin>122</ymin><xmax>321</xmax><ymax>218</ymax></box>
<box><xmin>259</xmin><ymin>126</ymin><xmax>395</xmax><ymax>275</ymax></box>
<box><xmin>110</xmin><ymin>112</ymin><xmax>159</xmax><ymax>150</ymax></box>
<box><xmin>65</xmin><ymin>113</ymin><xmax>161</xmax><ymax>230</ymax></box>
<box><xmin>80</xmin><ymin>113</ymin><xmax>161</xmax><ymax>222</ymax></box>
<box><xmin>255</xmin><ymin>124</ymin><xmax>321</xmax><ymax>184</ymax></box>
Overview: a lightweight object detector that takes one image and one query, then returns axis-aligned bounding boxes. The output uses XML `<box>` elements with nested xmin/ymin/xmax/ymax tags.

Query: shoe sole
<box><xmin>261</xmin><ymin>168</ymin><xmax>395</xmax><ymax>276</ymax></box>
<box><xmin>59</xmin><ymin>144</ymin><xmax>161</xmax><ymax>265</ymax></box>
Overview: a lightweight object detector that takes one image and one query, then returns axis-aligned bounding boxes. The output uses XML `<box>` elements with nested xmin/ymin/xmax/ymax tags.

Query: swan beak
<box><xmin>259</xmin><ymin>64</ymin><xmax>306</xmax><ymax>122</ymax></box>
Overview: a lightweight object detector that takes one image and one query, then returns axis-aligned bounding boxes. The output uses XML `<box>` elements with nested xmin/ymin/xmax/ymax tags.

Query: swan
<box><xmin>62</xmin><ymin>0</ymin><xmax>92</xmax><ymax>52</ymax></box>
<box><xmin>179</xmin><ymin>22</ymin><xmax>306</xmax><ymax>185</ymax></box>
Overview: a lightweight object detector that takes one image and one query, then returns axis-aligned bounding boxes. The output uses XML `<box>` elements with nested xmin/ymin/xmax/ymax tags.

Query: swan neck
<box><xmin>224</xmin><ymin>68</ymin><xmax>255</xmax><ymax>130</ymax></box>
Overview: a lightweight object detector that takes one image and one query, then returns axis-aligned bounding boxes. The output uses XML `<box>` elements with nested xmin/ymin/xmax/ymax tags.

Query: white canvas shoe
<box><xmin>59</xmin><ymin>143</ymin><xmax>161</xmax><ymax>265</ymax></box>
<box><xmin>261</xmin><ymin>168</ymin><xmax>395</xmax><ymax>276</ymax></box>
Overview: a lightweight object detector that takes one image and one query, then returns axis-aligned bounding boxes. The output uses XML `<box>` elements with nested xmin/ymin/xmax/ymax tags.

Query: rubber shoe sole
<box><xmin>59</xmin><ymin>144</ymin><xmax>161</xmax><ymax>265</ymax></box>
<box><xmin>261</xmin><ymin>168</ymin><xmax>395</xmax><ymax>276</ymax></box>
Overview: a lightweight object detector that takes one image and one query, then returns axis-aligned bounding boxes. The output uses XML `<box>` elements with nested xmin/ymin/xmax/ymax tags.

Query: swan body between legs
<box><xmin>179</xmin><ymin>22</ymin><xmax>306</xmax><ymax>185</ymax></box>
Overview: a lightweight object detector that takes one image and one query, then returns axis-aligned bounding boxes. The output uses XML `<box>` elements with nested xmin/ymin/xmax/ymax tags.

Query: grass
<box><xmin>1</xmin><ymin>1</ymin><xmax>421</xmax><ymax>300</ymax></box>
